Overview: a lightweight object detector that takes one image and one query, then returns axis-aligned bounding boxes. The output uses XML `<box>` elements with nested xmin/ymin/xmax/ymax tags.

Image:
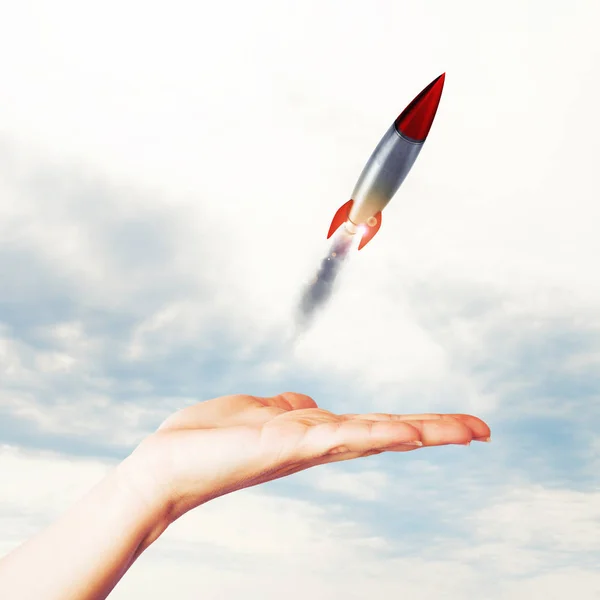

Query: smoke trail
<box><xmin>295</xmin><ymin>230</ymin><xmax>355</xmax><ymax>331</ymax></box>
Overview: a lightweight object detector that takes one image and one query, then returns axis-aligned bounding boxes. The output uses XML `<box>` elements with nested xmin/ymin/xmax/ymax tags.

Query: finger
<box><xmin>272</xmin><ymin>407</ymin><xmax>341</xmax><ymax>427</ymax></box>
<box><xmin>395</xmin><ymin>417</ymin><xmax>474</xmax><ymax>446</ymax></box>
<box><xmin>342</xmin><ymin>413</ymin><xmax>491</xmax><ymax>441</ymax></box>
<box><xmin>268</xmin><ymin>441</ymin><xmax>419</xmax><ymax>478</ymax></box>
<box><xmin>446</xmin><ymin>414</ymin><xmax>491</xmax><ymax>441</ymax></box>
<box><xmin>262</xmin><ymin>393</ymin><xmax>319</xmax><ymax>411</ymax></box>
<box><xmin>222</xmin><ymin>394</ymin><xmax>319</xmax><ymax>427</ymax></box>
<box><xmin>303</xmin><ymin>419</ymin><xmax>423</xmax><ymax>459</ymax></box>
<box><xmin>264</xmin><ymin>416</ymin><xmax>487</xmax><ymax>481</ymax></box>
<box><xmin>305</xmin><ymin>415</ymin><xmax>478</xmax><ymax>457</ymax></box>
<box><xmin>317</xmin><ymin>443</ymin><xmax>420</xmax><ymax>464</ymax></box>
<box><xmin>289</xmin><ymin>420</ymin><xmax>473</xmax><ymax>472</ymax></box>
<box><xmin>159</xmin><ymin>393</ymin><xmax>319</xmax><ymax>432</ymax></box>
<box><xmin>342</xmin><ymin>412</ymin><xmax>446</xmax><ymax>421</ymax></box>
<box><xmin>313</xmin><ymin>416</ymin><xmax>480</xmax><ymax>462</ymax></box>
<box><xmin>258</xmin><ymin>417</ymin><xmax>479</xmax><ymax>483</ymax></box>
<box><xmin>158</xmin><ymin>395</ymin><xmax>277</xmax><ymax>431</ymax></box>
<box><xmin>268</xmin><ymin>422</ymin><xmax>468</xmax><ymax>481</ymax></box>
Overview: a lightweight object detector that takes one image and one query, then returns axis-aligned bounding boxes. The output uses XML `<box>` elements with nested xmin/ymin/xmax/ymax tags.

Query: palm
<box><xmin>131</xmin><ymin>393</ymin><xmax>490</xmax><ymax>522</ymax></box>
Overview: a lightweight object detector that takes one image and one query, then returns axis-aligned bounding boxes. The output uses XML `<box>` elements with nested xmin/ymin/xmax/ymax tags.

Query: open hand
<box><xmin>121</xmin><ymin>393</ymin><xmax>491</xmax><ymax>524</ymax></box>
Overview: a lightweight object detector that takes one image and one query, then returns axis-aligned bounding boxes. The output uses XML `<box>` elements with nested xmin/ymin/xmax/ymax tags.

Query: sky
<box><xmin>1</xmin><ymin>0</ymin><xmax>600</xmax><ymax>597</ymax></box>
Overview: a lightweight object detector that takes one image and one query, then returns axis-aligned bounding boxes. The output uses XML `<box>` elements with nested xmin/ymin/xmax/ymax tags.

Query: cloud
<box><xmin>298</xmin><ymin>468</ymin><xmax>391</xmax><ymax>502</ymax></box>
<box><xmin>3</xmin><ymin>448</ymin><xmax>600</xmax><ymax>600</ymax></box>
<box><xmin>1</xmin><ymin>1</ymin><xmax>599</xmax><ymax>417</ymax></box>
<box><xmin>1</xmin><ymin>0</ymin><xmax>600</xmax><ymax>597</ymax></box>
<box><xmin>470</xmin><ymin>485</ymin><xmax>600</xmax><ymax>554</ymax></box>
<box><xmin>0</xmin><ymin>144</ymin><xmax>597</xmax><ymax>498</ymax></box>
<box><xmin>0</xmin><ymin>446</ymin><xmax>111</xmax><ymax>557</ymax></box>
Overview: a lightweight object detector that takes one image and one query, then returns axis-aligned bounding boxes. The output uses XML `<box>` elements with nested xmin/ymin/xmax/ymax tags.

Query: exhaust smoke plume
<box><xmin>295</xmin><ymin>230</ymin><xmax>355</xmax><ymax>332</ymax></box>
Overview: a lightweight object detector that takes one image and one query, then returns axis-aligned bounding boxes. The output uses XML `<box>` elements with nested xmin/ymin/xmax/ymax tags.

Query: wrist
<box><xmin>113</xmin><ymin>453</ymin><xmax>173</xmax><ymax>555</ymax></box>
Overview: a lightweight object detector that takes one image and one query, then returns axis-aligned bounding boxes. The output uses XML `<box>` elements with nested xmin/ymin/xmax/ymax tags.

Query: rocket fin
<box><xmin>357</xmin><ymin>211</ymin><xmax>382</xmax><ymax>250</ymax></box>
<box><xmin>327</xmin><ymin>199</ymin><xmax>354</xmax><ymax>239</ymax></box>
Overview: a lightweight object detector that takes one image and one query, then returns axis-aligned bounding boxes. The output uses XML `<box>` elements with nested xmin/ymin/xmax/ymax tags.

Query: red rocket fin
<box><xmin>357</xmin><ymin>211</ymin><xmax>382</xmax><ymax>250</ymax></box>
<box><xmin>327</xmin><ymin>199</ymin><xmax>354</xmax><ymax>239</ymax></box>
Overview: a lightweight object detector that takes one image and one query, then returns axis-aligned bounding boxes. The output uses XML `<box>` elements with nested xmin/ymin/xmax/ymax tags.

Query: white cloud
<box><xmin>1</xmin><ymin>0</ymin><xmax>598</xmax><ymax>411</ymax></box>
<box><xmin>0</xmin><ymin>335</ymin><xmax>30</xmax><ymax>382</ymax></box>
<box><xmin>1</xmin><ymin>0</ymin><xmax>600</xmax><ymax>597</ymax></box>
<box><xmin>0</xmin><ymin>446</ymin><xmax>111</xmax><ymax>556</ymax></box>
<box><xmin>469</xmin><ymin>485</ymin><xmax>600</xmax><ymax>553</ymax></box>
<box><xmin>298</xmin><ymin>467</ymin><xmax>391</xmax><ymax>501</ymax></box>
<box><xmin>3</xmin><ymin>448</ymin><xmax>600</xmax><ymax>599</ymax></box>
<box><xmin>500</xmin><ymin>568</ymin><xmax>600</xmax><ymax>600</ymax></box>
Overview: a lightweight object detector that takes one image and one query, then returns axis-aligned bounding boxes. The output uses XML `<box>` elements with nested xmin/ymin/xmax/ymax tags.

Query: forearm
<box><xmin>0</xmin><ymin>461</ymin><xmax>169</xmax><ymax>600</ymax></box>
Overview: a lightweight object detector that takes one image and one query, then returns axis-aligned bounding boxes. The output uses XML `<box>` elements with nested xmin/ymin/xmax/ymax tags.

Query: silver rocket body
<box><xmin>346</xmin><ymin>125</ymin><xmax>423</xmax><ymax>228</ymax></box>
<box><xmin>326</xmin><ymin>73</ymin><xmax>445</xmax><ymax>249</ymax></box>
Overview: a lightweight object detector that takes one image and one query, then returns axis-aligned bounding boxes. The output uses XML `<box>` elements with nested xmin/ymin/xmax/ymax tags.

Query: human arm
<box><xmin>0</xmin><ymin>393</ymin><xmax>491</xmax><ymax>600</ymax></box>
<box><xmin>0</xmin><ymin>460</ymin><xmax>167</xmax><ymax>600</ymax></box>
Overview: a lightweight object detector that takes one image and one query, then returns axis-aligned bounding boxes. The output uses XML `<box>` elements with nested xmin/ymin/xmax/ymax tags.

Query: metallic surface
<box><xmin>326</xmin><ymin>73</ymin><xmax>445</xmax><ymax>249</ymax></box>
<box><xmin>348</xmin><ymin>125</ymin><xmax>423</xmax><ymax>226</ymax></box>
<box><xmin>395</xmin><ymin>73</ymin><xmax>445</xmax><ymax>141</ymax></box>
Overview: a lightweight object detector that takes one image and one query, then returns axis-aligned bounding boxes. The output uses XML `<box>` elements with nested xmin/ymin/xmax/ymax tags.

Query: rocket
<box><xmin>327</xmin><ymin>73</ymin><xmax>445</xmax><ymax>250</ymax></box>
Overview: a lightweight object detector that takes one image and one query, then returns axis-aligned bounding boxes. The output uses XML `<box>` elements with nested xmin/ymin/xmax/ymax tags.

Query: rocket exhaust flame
<box><xmin>295</xmin><ymin>229</ymin><xmax>355</xmax><ymax>331</ymax></box>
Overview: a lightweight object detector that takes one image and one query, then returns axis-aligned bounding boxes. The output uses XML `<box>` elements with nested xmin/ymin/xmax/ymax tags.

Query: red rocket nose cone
<box><xmin>395</xmin><ymin>73</ymin><xmax>445</xmax><ymax>142</ymax></box>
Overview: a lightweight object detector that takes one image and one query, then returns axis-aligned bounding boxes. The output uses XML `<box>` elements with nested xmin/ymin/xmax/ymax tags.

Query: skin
<box><xmin>0</xmin><ymin>392</ymin><xmax>491</xmax><ymax>600</ymax></box>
